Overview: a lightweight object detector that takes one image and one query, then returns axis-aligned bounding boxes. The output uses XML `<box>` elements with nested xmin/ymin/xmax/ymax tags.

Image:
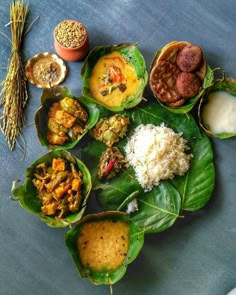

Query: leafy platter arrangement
<box><xmin>1</xmin><ymin>1</ymin><xmax>236</xmax><ymax>294</ymax></box>
<box><xmin>12</xmin><ymin>43</ymin><xmax>220</xmax><ymax>294</ymax></box>
<box><xmin>9</xmin><ymin>25</ymin><xmax>232</xmax><ymax>293</ymax></box>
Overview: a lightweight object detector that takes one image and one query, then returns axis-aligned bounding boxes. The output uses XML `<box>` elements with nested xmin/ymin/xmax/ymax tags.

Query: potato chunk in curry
<box><xmin>46</xmin><ymin>97</ymin><xmax>88</xmax><ymax>145</ymax></box>
<box><xmin>32</xmin><ymin>157</ymin><xmax>84</xmax><ymax>219</ymax></box>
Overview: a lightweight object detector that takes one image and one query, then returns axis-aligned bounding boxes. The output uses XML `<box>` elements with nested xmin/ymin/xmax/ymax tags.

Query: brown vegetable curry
<box><xmin>32</xmin><ymin>157</ymin><xmax>84</xmax><ymax>219</ymax></box>
<box><xmin>47</xmin><ymin>97</ymin><xmax>88</xmax><ymax>145</ymax></box>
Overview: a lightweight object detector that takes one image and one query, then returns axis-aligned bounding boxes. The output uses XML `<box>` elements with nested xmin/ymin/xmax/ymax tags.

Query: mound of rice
<box><xmin>124</xmin><ymin>123</ymin><xmax>192</xmax><ymax>191</ymax></box>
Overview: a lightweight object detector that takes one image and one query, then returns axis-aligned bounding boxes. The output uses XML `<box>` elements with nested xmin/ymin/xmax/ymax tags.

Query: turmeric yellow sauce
<box><xmin>88</xmin><ymin>51</ymin><xmax>141</xmax><ymax>107</ymax></box>
<box><xmin>77</xmin><ymin>220</ymin><xmax>129</xmax><ymax>271</ymax></box>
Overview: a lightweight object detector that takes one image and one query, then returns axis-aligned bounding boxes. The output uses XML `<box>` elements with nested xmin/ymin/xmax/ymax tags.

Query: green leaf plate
<box><xmin>80</xmin><ymin>103</ymin><xmax>215</xmax><ymax>233</ymax></box>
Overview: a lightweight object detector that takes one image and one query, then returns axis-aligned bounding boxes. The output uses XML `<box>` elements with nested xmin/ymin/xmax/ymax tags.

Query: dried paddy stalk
<box><xmin>0</xmin><ymin>0</ymin><xmax>29</xmax><ymax>150</ymax></box>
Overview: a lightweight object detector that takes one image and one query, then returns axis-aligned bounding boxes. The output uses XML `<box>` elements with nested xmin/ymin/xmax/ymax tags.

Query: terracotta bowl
<box><xmin>54</xmin><ymin>20</ymin><xmax>89</xmax><ymax>62</ymax></box>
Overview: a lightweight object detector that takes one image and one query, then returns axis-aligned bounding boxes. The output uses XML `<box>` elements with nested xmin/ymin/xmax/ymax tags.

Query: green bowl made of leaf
<box><xmin>35</xmin><ymin>85</ymin><xmax>100</xmax><ymax>150</ymax></box>
<box><xmin>81</xmin><ymin>43</ymin><xmax>148</xmax><ymax>112</ymax></box>
<box><xmin>199</xmin><ymin>77</ymin><xmax>236</xmax><ymax>138</ymax></box>
<box><xmin>65</xmin><ymin>211</ymin><xmax>144</xmax><ymax>285</ymax></box>
<box><xmin>12</xmin><ymin>150</ymin><xmax>92</xmax><ymax>227</ymax></box>
<box><xmin>149</xmin><ymin>41</ymin><xmax>215</xmax><ymax>114</ymax></box>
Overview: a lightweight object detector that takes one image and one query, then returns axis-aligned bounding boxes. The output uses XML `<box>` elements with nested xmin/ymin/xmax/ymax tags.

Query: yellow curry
<box><xmin>88</xmin><ymin>51</ymin><xmax>141</xmax><ymax>107</ymax></box>
<box><xmin>77</xmin><ymin>220</ymin><xmax>129</xmax><ymax>271</ymax></box>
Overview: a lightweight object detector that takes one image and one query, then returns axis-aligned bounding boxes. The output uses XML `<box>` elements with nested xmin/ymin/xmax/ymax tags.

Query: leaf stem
<box><xmin>24</xmin><ymin>15</ymin><xmax>40</xmax><ymax>36</ymax></box>
<box><xmin>109</xmin><ymin>284</ymin><xmax>113</xmax><ymax>295</ymax></box>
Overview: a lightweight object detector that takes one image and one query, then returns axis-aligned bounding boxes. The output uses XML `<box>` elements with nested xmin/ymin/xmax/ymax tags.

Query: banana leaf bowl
<box><xmin>81</xmin><ymin>43</ymin><xmax>148</xmax><ymax>112</ymax></box>
<box><xmin>149</xmin><ymin>41</ymin><xmax>215</xmax><ymax>114</ymax></box>
<box><xmin>199</xmin><ymin>77</ymin><xmax>236</xmax><ymax>138</ymax></box>
<box><xmin>12</xmin><ymin>150</ymin><xmax>92</xmax><ymax>227</ymax></box>
<box><xmin>65</xmin><ymin>211</ymin><xmax>144</xmax><ymax>285</ymax></box>
<box><xmin>35</xmin><ymin>85</ymin><xmax>100</xmax><ymax>150</ymax></box>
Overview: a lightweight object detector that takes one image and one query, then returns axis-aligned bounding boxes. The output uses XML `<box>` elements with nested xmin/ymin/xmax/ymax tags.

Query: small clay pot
<box><xmin>54</xmin><ymin>20</ymin><xmax>89</xmax><ymax>62</ymax></box>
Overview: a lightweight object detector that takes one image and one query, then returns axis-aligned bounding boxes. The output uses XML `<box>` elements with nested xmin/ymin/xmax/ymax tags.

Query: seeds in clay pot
<box><xmin>55</xmin><ymin>20</ymin><xmax>87</xmax><ymax>48</ymax></box>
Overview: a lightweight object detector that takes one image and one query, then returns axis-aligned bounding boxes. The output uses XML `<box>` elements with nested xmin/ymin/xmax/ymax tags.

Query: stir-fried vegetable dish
<box><xmin>32</xmin><ymin>157</ymin><xmax>84</xmax><ymax>219</ymax></box>
<box><xmin>98</xmin><ymin>147</ymin><xmax>128</xmax><ymax>180</ymax></box>
<box><xmin>47</xmin><ymin>97</ymin><xmax>88</xmax><ymax>145</ymax></box>
<box><xmin>90</xmin><ymin>114</ymin><xmax>130</xmax><ymax>147</ymax></box>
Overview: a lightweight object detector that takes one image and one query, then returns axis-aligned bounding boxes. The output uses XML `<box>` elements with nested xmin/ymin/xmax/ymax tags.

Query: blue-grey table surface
<box><xmin>0</xmin><ymin>0</ymin><xmax>236</xmax><ymax>294</ymax></box>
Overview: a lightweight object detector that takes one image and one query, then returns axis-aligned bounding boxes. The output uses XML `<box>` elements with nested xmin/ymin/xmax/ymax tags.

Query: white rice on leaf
<box><xmin>124</xmin><ymin>123</ymin><xmax>192</xmax><ymax>192</ymax></box>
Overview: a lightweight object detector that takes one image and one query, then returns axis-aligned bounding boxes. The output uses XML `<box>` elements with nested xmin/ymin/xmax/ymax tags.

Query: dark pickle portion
<box><xmin>98</xmin><ymin>147</ymin><xmax>129</xmax><ymax>180</ymax></box>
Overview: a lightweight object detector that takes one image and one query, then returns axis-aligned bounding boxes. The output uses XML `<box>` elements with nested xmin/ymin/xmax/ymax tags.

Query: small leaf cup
<box><xmin>65</xmin><ymin>211</ymin><xmax>144</xmax><ymax>285</ymax></box>
<box><xmin>12</xmin><ymin>150</ymin><xmax>92</xmax><ymax>227</ymax></box>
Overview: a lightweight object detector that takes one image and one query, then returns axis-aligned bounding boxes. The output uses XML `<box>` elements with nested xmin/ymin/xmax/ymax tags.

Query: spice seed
<box><xmin>55</xmin><ymin>20</ymin><xmax>87</xmax><ymax>48</ymax></box>
<box><xmin>32</xmin><ymin>57</ymin><xmax>61</xmax><ymax>85</ymax></box>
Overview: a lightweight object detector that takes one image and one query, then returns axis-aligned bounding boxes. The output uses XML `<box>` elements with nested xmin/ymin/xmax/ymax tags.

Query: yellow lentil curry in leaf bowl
<box><xmin>65</xmin><ymin>211</ymin><xmax>144</xmax><ymax>286</ymax></box>
<box><xmin>81</xmin><ymin>43</ymin><xmax>148</xmax><ymax>111</ymax></box>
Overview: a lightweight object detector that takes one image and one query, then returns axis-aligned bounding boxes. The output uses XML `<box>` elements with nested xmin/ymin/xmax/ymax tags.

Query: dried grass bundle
<box><xmin>0</xmin><ymin>0</ymin><xmax>29</xmax><ymax>150</ymax></box>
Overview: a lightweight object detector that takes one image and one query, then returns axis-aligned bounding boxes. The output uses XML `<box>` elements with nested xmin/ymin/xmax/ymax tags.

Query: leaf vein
<box><xmin>138</xmin><ymin>199</ymin><xmax>179</xmax><ymax>217</ymax></box>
